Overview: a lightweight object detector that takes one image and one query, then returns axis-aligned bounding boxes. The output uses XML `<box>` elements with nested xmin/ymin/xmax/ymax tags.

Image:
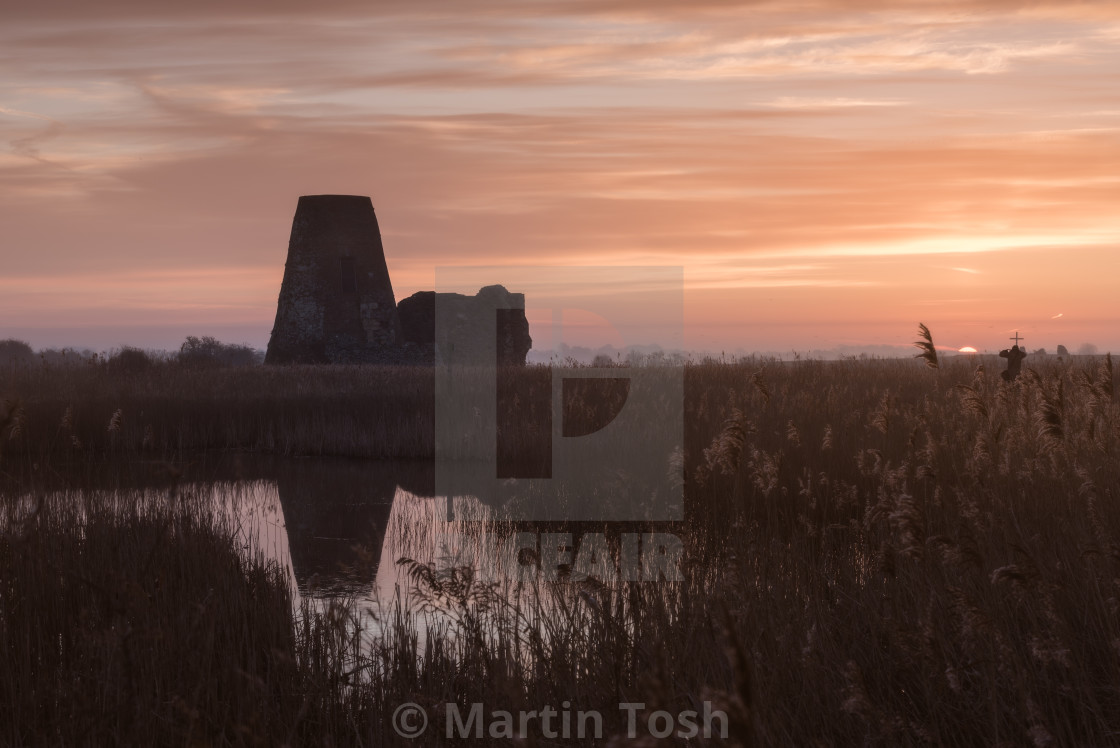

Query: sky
<box><xmin>2</xmin><ymin>0</ymin><xmax>1119</xmax><ymax>355</ymax></box>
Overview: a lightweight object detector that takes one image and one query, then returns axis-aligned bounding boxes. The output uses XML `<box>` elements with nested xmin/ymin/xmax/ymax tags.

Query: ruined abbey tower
<box><xmin>265</xmin><ymin>195</ymin><xmax>531</xmax><ymax>365</ymax></box>
<box><xmin>265</xmin><ymin>195</ymin><xmax>402</xmax><ymax>364</ymax></box>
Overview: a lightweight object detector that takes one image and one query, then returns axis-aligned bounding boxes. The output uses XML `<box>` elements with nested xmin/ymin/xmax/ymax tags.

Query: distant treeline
<box><xmin>0</xmin><ymin>336</ymin><xmax>263</xmax><ymax>370</ymax></box>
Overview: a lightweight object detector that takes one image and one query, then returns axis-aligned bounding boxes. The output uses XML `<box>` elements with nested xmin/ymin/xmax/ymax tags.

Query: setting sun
<box><xmin>959</xmin><ymin>346</ymin><xmax>978</xmax><ymax>353</ymax></box>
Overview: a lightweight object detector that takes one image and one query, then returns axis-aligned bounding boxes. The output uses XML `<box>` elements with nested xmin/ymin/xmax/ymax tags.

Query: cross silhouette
<box><xmin>1010</xmin><ymin>331</ymin><xmax>1023</xmax><ymax>346</ymax></box>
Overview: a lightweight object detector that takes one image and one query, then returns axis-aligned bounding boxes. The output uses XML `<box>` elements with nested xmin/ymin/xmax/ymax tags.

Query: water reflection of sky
<box><xmin>208</xmin><ymin>472</ymin><xmax>519</xmax><ymax>647</ymax></box>
<box><xmin>218</xmin><ymin>479</ymin><xmax>499</xmax><ymax>603</ymax></box>
<box><xmin>16</xmin><ymin>458</ymin><xmax>588</xmax><ymax>645</ymax></box>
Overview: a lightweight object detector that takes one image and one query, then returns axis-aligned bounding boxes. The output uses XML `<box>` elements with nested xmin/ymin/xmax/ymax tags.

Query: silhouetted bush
<box><xmin>107</xmin><ymin>346</ymin><xmax>156</xmax><ymax>375</ymax></box>
<box><xmin>178</xmin><ymin>336</ymin><xmax>262</xmax><ymax>368</ymax></box>
<box><xmin>0</xmin><ymin>339</ymin><xmax>34</xmax><ymax>367</ymax></box>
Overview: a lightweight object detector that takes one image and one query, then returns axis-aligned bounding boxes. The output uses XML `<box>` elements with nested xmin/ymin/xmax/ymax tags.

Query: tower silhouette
<box><xmin>266</xmin><ymin>195</ymin><xmax>403</xmax><ymax>364</ymax></box>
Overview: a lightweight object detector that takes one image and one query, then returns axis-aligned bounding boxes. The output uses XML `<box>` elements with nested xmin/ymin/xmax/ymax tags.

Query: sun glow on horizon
<box><xmin>959</xmin><ymin>346</ymin><xmax>978</xmax><ymax>353</ymax></box>
<box><xmin>2</xmin><ymin>3</ymin><xmax>1119</xmax><ymax>352</ymax></box>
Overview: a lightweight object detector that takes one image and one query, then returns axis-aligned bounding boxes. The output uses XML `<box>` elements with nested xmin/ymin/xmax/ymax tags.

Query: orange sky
<box><xmin>2</xmin><ymin>1</ymin><xmax>1119</xmax><ymax>355</ymax></box>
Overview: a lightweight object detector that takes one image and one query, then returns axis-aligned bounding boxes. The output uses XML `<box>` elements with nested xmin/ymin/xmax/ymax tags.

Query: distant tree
<box><xmin>1079</xmin><ymin>343</ymin><xmax>1100</xmax><ymax>356</ymax></box>
<box><xmin>107</xmin><ymin>346</ymin><xmax>155</xmax><ymax>375</ymax></box>
<box><xmin>1057</xmin><ymin>345</ymin><xmax>1069</xmax><ymax>357</ymax></box>
<box><xmin>38</xmin><ymin>348</ymin><xmax>93</xmax><ymax>367</ymax></box>
<box><xmin>0</xmin><ymin>339</ymin><xmax>34</xmax><ymax>367</ymax></box>
<box><xmin>178</xmin><ymin>336</ymin><xmax>263</xmax><ymax>367</ymax></box>
<box><xmin>1033</xmin><ymin>348</ymin><xmax>1046</xmax><ymax>355</ymax></box>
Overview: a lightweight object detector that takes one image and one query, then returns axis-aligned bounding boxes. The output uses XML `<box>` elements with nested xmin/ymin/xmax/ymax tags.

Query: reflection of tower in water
<box><xmin>274</xmin><ymin>459</ymin><xmax>435</xmax><ymax>595</ymax></box>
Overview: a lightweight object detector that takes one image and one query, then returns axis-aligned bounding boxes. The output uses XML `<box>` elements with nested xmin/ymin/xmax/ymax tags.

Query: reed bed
<box><xmin>2</xmin><ymin>351</ymin><xmax>1119</xmax><ymax>745</ymax></box>
<box><xmin>0</xmin><ymin>361</ymin><xmax>434</xmax><ymax>463</ymax></box>
<box><xmin>0</xmin><ymin>488</ymin><xmax>304</xmax><ymax>745</ymax></box>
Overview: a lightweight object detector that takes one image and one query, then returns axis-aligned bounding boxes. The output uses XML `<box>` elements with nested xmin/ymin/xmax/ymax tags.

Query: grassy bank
<box><xmin>0</xmin><ymin>362</ymin><xmax>434</xmax><ymax>463</ymax></box>
<box><xmin>0</xmin><ymin>353</ymin><xmax>1009</xmax><ymax>462</ymax></box>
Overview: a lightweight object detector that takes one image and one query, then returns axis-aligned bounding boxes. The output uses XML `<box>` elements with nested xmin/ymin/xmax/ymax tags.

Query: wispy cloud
<box><xmin>765</xmin><ymin>97</ymin><xmax>906</xmax><ymax>109</ymax></box>
<box><xmin>2</xmin><ymin>0</ymin><xmax>1119</xmax><ymax>349</ymax></box>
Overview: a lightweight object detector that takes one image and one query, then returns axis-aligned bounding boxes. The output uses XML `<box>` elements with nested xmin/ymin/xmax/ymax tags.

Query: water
<box><xmin>212</xmin><ymin>471</ymin><xmax>504</xmax><ymax>599</ymax></box>
<box><xmin>5</xmin><ymin>456</ymin><xmax>635</xmax><ymax>648</ymax></box>
<box><xmin>134</xmin><ymin>458</ymin><xmax>495</xmax><ymax>612</ymax></box>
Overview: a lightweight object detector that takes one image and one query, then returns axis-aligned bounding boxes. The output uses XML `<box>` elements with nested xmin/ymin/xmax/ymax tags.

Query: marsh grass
<box><xmin>4</xmin><ymin>351</ymin><xmax>1120</xmax><ymax>745</ymax></box>
<box><xmin>0</xmin><ymin>361</ymin><xmax>434</xmax><ymax>462</ymax></box>
<box><xmin>0</xmin><ymin>488</ymin><xmax>304</xmax><ymax>745</ymax></box>
<box><xmin>912</xmin><ymin>322</ymin><xmax>940</xmax><ymax>370</ymax></box>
